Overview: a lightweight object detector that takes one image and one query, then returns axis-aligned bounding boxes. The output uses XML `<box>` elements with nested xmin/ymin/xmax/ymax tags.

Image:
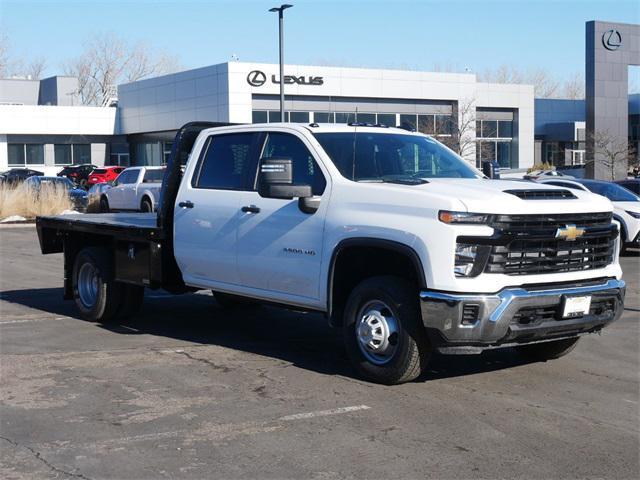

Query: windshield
<box><xmin>314</xmin><ymin>132</ymin><xmax>481</xmax><ymax>182</ymax></box>
<box><xmin>583</xmin><ymin>181</ymin><xmax>640</xmax><ymax>202</ymax></box>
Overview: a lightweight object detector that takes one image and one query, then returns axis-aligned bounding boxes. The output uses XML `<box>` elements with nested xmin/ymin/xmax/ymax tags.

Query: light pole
<box><xmin>269</xmin><ymin>4</ymin><xmax>293</xmax><ymax>122</ymax></box>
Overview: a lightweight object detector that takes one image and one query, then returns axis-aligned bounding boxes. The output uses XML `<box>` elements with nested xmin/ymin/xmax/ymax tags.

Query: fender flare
<box><xmin>326</xmin><ymin>237</ymin><xmax>427</xmax><ymax>317</ymax></box>
<box><xmin>612</xmin><ymin>214</ymin><xmax>627</xmax><ymax>242</ymax></box>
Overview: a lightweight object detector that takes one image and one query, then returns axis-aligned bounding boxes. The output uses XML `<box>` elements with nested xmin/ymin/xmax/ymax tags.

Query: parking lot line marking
<box><xmin>279</xmin><ymin>405</ymin><xmax>371</xmax><ymax>422</ymax></box>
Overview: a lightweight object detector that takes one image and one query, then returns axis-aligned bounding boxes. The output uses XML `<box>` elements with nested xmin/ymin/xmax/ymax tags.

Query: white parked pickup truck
<box><xmin>36</xmin><ymin>122</ymin><xmax>626</xmax><ymax>384</ymax></box>
<box><xmin>100</xmin><ymin>166</ymin><xmax>165</xmax><ymax>213</ymax></box>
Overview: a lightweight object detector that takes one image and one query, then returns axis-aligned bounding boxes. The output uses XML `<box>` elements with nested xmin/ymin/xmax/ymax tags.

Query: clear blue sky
<box><xmin>1</xmin><ymin>0</ymin><xmax>638</xmax><ymax>80</ymax></box>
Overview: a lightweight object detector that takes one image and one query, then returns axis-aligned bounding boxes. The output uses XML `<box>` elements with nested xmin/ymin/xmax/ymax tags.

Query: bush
<box><xmin>527</xmin><ymin>162</ymin><xmax>555</xmax><ymax>173</ymax></box>
<box><xmin>0</xmin><ymin>183</ymin><xmax>72</xmax><ymax>220</ymax></box>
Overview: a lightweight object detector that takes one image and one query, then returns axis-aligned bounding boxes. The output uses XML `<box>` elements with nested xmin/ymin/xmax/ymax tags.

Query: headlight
<box><xmin>625</xmin><ymin>210</ymin><xmax>640</xmax><ymax>219</ymax></box>
<box><xmin>439</xmin><ymin>211</ymin><xmax>491</xmax><ymax>224</ymax></box>
<box><xmin>455</xmin><ymin>244</ymin><xmax>478</xmax><ymax>277</ymax></box>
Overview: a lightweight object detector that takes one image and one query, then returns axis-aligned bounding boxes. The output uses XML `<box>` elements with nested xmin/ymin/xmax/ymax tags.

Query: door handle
<box><xmin>178</xmin><ymin>200</ymin><xmax>194</xmax><ymax>209</ymax></box>
<box><xmin>241</xmin><ymin>205</ymin><xmax>261</xmax><ymax>214</ymax></box>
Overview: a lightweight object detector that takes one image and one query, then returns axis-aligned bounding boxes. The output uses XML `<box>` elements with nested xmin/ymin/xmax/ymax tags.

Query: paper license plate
<box><xmin>562</xmin><ymin>296</ymin><xmax>591</xmax><ymax>318</ymax></box>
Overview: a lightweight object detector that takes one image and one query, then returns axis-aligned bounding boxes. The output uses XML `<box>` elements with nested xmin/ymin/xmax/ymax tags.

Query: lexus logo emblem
<box><xmin>247</xmin><ymin>70</ymin><xmax>267</xmax><ymax>87</ymax></box>
<box><xmin>602</xmin><ymin>29</ymin><xmax>622</xmax><ymax>51</ymax></box>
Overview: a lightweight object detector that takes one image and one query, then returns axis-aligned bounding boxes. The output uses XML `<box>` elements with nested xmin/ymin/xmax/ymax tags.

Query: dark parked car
<box><xmin>615</xmin><ymin>179</ymin><xmax>640</xmax><ymax>195</ymax></box>
<box><xmin>0</xmin><ymin>168</ymin><xmax>44</xmax><ymax>186</ymax></box>
<box><xmin>24</xmin><ymin>176</ymin><xmax>88</xmax><ymax>211</ymax></box>
<box><xmin>57</xmin><ymin>164</ymin><xmax>97</xmax><ymax>188</ymax></box>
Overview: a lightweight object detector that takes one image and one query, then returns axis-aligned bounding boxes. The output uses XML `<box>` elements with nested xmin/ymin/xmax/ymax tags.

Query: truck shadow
<box><xmin>1</xmin><ymin>287</ymin><xmax>535</xmax><ymax>382</ymax></box>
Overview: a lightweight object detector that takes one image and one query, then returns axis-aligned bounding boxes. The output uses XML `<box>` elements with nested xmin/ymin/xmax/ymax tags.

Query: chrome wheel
<box><xmin>77</xmin><ymin>262</ymin><xmax>99</xmax><ymax>309</ymax></box>
<box><xmin>355</xmin><ymin>300</ymin><xmax>399</xmax><ymax>365</ymax></box>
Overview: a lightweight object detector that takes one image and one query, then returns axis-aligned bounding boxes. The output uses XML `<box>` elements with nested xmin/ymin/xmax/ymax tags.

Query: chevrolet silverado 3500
<box><xmin>37</xmin><ymin>122</ymin><xmax>626</xmax><ymax>384</ymax></box>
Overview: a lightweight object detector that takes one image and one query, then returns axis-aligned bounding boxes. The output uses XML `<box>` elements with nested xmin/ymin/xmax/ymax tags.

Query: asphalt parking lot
<box><xmin>0</xmin><ymin>225</ymin><xmax>638</xmax><ymax>480</ymax></box>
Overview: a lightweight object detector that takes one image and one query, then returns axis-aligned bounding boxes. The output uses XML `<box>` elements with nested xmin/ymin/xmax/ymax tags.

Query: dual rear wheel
<box><xmin>72</xmin><ymin>248</ymin><xmax>144</xmax><ymax>322</ymax></box>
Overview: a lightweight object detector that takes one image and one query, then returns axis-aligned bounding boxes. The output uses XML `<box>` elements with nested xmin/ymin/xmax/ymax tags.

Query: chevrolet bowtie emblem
<box><xmin>555</xmin><ymin>224</ymin><xmax>585</xmax><ymax>241</ymax></box>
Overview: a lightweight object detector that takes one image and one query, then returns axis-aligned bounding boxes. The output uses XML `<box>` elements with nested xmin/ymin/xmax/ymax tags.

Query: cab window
<box><xmin>193</xmin><ymin>133</ymin><xmax>259</xmax><ymax>190</ymax></box>
<box><xmin>259</xmin><ymin>132</ymin><xmax>326</xmax><ymax>196</ymax></box>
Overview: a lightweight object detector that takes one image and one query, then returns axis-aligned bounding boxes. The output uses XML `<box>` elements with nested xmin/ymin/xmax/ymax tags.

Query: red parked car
<box><xmin>87</xmin><ymin>166</ymin><xmax>126</xmax><ymax>186</ymax></box>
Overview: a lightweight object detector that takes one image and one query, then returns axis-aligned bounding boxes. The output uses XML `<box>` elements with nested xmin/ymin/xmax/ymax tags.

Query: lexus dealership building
<box><xmin>0</xmin><ymin>20</ymin><xmax>637</xmax><ymax>178</ymax></box>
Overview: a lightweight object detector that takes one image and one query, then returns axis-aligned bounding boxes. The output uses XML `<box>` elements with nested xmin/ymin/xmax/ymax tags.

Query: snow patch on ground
<box><xmin>60</xmin><ymin>209</ymin><xmax>81</xmax><ymax>215</ymax></box>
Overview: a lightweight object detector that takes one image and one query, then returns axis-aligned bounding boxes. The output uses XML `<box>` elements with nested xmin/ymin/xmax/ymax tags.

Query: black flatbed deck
<box><xmin>37</xmin><ymin>213</ymin><xmax>163</xmax><ymax>241</ymax></box>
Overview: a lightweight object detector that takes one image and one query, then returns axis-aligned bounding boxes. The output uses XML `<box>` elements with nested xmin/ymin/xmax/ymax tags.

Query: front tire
<box><xmin>99</xmin><ymin>196</ymin><xmax>110</xmax><ymax>213</ymax></box>
<box><xmin>72</xmin><ymin>248</ymin><xmax>123</xmax><ymax>322</ymax></box>
<box><xmin>516</xmin><ymin>337</ymin><xmax>580</xmax><ymax>361</ymax></box>
<box><xmin>343</xmin><ymin>276</ymin><xmax>431</xmax><ymax>385</ymax></box>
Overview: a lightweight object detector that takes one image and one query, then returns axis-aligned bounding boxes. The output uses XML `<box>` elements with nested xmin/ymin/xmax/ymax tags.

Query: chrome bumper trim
<box><xmin>419</xmin><ymin>279</ymin><xmax>625</xmax><ymax>346</ymax></box>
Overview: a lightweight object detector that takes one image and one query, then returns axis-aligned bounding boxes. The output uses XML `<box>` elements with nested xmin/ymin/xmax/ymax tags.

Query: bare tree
<box><xmin>588</xmin><ymin>130</ymin><xmax>634</xmax><ymax>180</ymax></box>
<box><xmin>0</xmin><ymin>31</ymin><xmax>9</xmax><ymax>78</ymax></box>
<box><xmin>25</xmin><ymin>57</ymin><xmax>47</xmax><ymax>80</ymax></box>
<box><xmin>63</xmin><ymin>32</ymin><xmax>181</xmax><ymax>105</ymax></box>
<box><xmin>439</xmin><ymin>98</ymin><xmax>477</xmax><ymax>161</ymax></box>
<box><xmin>479</xmin><ymin>65</ymin><xmax>561</xmax><ymax>98</ymax></box>
<box><xmin>561</xmin><ymin>72</ymin><xmax>585</xmax><ymax>99</ymax></box>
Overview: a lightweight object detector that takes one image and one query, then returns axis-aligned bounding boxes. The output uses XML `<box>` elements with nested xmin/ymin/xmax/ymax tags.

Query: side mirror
<box><xmin>258</xmin><ymin>158</ymin><xmax>312</xmax><ymax>200</ymax></box>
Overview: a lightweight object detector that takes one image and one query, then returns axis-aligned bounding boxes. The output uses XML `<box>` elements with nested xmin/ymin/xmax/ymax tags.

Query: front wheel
<box><xmin>343</xmin><ymin>276</ymin><xmax>431</xmax><ymax>385</ymax></box>
<box><xmin>516</xmin><ymin>337</ymin><xmax>580</xmax><ymax>361</ymax></box>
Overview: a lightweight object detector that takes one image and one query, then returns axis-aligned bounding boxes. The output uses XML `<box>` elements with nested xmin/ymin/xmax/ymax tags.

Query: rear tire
<box><xmin>141</xmin><ymin>198</ymin><xmax>153</xmax><ymax>213</ymax></box>
<box><xmin>99</xmin><ymin>196</ymin><xmax>110</xmax><ymax>213</ymax></box>
<box><xmin>72</xmin><ymin>247</ymin><xmax>123</xmax><ymax>322</ymax></box>
<box><xmin>516</xmin><ymin>337</ymin><xmax>580</xmax><ymax>361</ymax></box>
<box><xmin>342</xmin><ymin>276</ymin><xmax>431</xmax><ymax>385</ymax></box>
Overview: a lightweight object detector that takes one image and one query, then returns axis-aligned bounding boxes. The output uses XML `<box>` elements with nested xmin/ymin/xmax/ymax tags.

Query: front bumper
<box><xmin>420</xmin><ymin>278</ymin><xmax>625</xmax><ymax>352</ymax></box>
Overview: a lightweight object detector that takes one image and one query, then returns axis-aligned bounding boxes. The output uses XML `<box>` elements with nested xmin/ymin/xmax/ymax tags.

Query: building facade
<box><xmin>117</xmin><ymin>62</ymin><xmax>535</xmax><ymax>170</ymax></box>
<box><xmin>0</xmin><ymin>76</ymin><xmax>116</xmax><ymax>176</ymax></box>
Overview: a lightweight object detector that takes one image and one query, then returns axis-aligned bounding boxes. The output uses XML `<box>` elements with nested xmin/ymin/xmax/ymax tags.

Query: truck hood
<box><xmin>613</xmin><ymin>201</ymin><xmax>640</xmax><ymax>211</ymax></box>
<box><xmin>420</xmin><ymin>178</ymin><xmax>613</xmax><ymax>214</ymax></box>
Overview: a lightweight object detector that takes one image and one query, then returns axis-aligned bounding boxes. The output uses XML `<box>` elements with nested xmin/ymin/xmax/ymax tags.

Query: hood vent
<box><xmin>504</xmin><ymin>189</ymin><xmax>577</xmax><ymax>200</ymax></box>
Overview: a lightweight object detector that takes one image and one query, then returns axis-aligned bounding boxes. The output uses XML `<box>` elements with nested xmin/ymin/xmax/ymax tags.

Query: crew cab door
<box><xmin>173</xmin><ymin>132</ymin><xmax>261</xmax><ymax>289</ymax></box>
<box><xmin>236</xmin><ymin>131</ymin><xmax>329</xmax><ymax>304</ymax></box>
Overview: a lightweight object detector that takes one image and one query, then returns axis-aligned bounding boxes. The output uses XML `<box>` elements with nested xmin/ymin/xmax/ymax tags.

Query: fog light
<box><xmin>454</xmin><ymin>244</ymin><xmax>478</xmax><ymax>277</ymax></box>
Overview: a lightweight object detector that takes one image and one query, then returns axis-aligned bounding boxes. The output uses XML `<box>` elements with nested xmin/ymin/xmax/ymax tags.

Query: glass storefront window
<box><xmin>498</xmin><ymin>121</ymin><xmax>513</xmax><ymax>138</ymax></box>
<box><xmin>268</xmin><ymin>111</ymin><xmax>289</xmax><ymax>123</ymax></box>
<box><xmin>356</xmin><ymin>113</ymin><xmax>376</xmax><ymax>124</ymax></box>
<box><xmin>496</xmin><ymin>141</ymin><xmax>511</xmax><ymax>168</ymax></box>
<box><xmin>163</xmin><ymin>142</ymin><xmax>173</xmax><ymax>164</ymax></box>
<box><xmin>481</xmin><ymin>120</ymin><xmax>498</xmax><ymax>138</ymax></box>
<box><xmin>25</xmin><ymin>144</ymin><xmax>44</xmax><ymax>165</ymax></box>
<box><xmin>399</xmin><ymin>114</ymin><xmax>416</xmax><ymax>130</ymax></box>
<box><xmin>476</xmin><ymin>121</ymin><xmax>482</xmax><ymax>137</ymax></box>
<box><xmin>252</xmin><ymin>110</ymin><xmax>268</xmax><ymax>123</ymax></box>
<box><xmin>376</xmin><ymin>114</ymin><xmax>396</xmax><ymax>127</ymax></box>
<box><xmin>54</xmin><ymin>144</ymin><xmax>72</xmax><ymax>165</ymax></box>
<box><xmin>72</xmin><ymin>144</ymin><xmax>91</xmax><ymax>164</ymax></box>
<box><xmin>289</xmin><ymin>111</ymin><xmax>310</xmax><ymax>123</ymax></box>
<box><xmin>8</xmin><ymin>144</ymin><xmax>25</xmax><ymax>166</ymax></box>
<box><xmin>135</xmin><ymin>142</ymin><xmax>162</xmax><ymax>166</ymax></box>
<box><xmin>335</xmin><ymin>112</ymin><xmax>356</xmax><ymax>124</ymax></box>
<box><xmin>435</xmin><ymin>115</ymin><xmax>453</xmax><ymax>135</ymax></box>
<box><xmin>418</xmin><ymin>115</ymin><xmax>435</xmax><ymax>134</ymax></box>
<box><xmin>313</xmin><ymin>112</ymin><xmax>334</xmax><ymax>123</ymax></box>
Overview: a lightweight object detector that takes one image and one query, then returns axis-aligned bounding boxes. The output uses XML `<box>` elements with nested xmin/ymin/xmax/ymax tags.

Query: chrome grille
<box><xmin>485</xmin><ymin>212</ymin><xmax>616</xmax><ymax>275</ymax></box>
